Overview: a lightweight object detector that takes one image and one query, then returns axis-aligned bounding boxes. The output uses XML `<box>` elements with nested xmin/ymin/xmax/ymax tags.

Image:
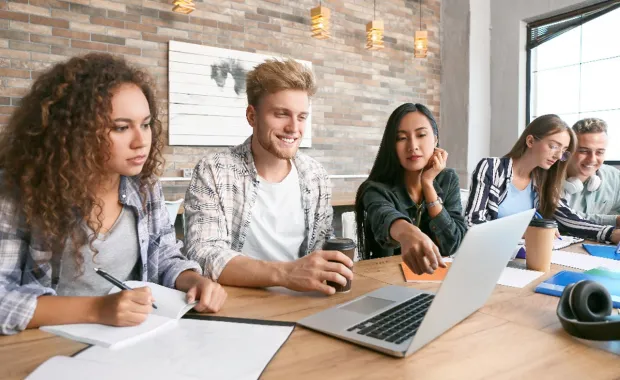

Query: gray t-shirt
<box><xmin>56</xmin><ymin>206</ymin><xmax>140</xmax><ymax>296</ymax></box>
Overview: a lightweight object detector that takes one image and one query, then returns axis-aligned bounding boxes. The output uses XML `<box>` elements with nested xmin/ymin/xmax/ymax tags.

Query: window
<box><xmin>527</xmin><ymin>2</ymin><xmax>620</xmax><ymax>163</ymax></box>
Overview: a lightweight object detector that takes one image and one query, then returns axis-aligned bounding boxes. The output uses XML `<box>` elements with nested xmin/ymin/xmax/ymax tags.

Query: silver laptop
<box><xmin>298</xmin><ymin>209</ymin><xmax>535</xmax><ymax>357</ymax></box>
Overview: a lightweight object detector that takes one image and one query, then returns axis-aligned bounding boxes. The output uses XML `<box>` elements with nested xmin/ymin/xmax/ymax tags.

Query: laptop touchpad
<box><xmin>340</xmin><ymin>296</ymin><xmax>395</xmax><ymax>315</ymax></box>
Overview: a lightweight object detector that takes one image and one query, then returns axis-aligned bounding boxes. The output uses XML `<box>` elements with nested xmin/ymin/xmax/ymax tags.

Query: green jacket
<box><xmin>564</xmin><ymin>164</ymin><xmax>620</xmax><ymax>226</ymax></box>
<box><xmin>359</xmin><ymin>168</ymin><xmax>467</xmax><ymax>258</ymax></box>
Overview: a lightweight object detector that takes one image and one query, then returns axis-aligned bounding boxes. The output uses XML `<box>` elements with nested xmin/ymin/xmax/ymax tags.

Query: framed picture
<box><xmin>168</xmin><ymin>41</ymin><xmax>313</xmax><ymax>147</ymax></box>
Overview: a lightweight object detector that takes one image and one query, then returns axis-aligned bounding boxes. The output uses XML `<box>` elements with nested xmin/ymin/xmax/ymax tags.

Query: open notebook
<box><xmin>29</xmin><ymin>316</ymin><xmax>296</xmax><ymax>380</ymax></box>
<box><xmin>40</xmin><ymin>281</ymin><xmax>197</xmax><ymax>349</ymax></box>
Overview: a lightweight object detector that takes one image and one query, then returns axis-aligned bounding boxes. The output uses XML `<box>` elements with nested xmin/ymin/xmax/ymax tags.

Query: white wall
<box><xmin>440</xmin><ymin>0</ymin><xmax>490</xmax><ymax>187</ymax></box>
<box><xmin>440</xmin><ymin>0</ymin><xmax>471</xmax><ymax>186</ymax></box>
<box><xmin>489</xmin><ymin>0</ymin><xmax>603</xmax><ymax>156</ymax></box>
<box><xmin>468</xmin><ymin>0</ymin><xmax>491</xmax><ymax>175</ymax></box>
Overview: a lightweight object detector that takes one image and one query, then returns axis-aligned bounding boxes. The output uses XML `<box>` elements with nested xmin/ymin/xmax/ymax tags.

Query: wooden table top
<box><xmin>2</xmin><ymin>243</ymin><xmax>619</xmax><ymax>379</ymax></box>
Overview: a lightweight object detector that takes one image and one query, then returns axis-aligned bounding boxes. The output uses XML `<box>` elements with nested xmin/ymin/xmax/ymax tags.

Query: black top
<box><xmin>359</xmin><ymin>168</ymin><xmax>467</xmax><ymax>259</ymax></box>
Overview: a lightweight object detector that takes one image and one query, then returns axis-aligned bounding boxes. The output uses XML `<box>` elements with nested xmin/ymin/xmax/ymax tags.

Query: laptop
<box><xmin>298</xmin><ymin>209</ymin><xmax>535</xmax><ymax>357</ymax></box>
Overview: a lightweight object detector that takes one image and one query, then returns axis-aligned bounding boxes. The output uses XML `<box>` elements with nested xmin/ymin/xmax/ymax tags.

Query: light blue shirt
<box><xmin>497</xmin><ymin>181</ymin><xmax>535</xmax><ymax>218</ymax></box>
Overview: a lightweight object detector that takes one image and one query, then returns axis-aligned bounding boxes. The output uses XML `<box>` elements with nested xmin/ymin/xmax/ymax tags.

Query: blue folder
<box><xmin>582</xmin><ymin>244</ymin><xmax>620</xmax><ymax>261</ymax></box>
<box><xmin>535</xmin><ymin>270</ymin><xmax>620</xmax><ymax>308</ymax></box>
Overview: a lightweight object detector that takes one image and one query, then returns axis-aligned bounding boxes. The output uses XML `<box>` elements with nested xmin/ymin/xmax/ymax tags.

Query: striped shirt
<box><xmin>465</xmin><ymin>157</ymin><xmax>614</xmax><ymax>243</ymax></box>
<box><xmin>0</xmin><ymin>174</ymin><xmax>201</xmax><ymax>335</ymax></box>
<box><xmin>184</xmin><ymin>137</ymin><xmax>334</xmax><ymax>281</ymax></box>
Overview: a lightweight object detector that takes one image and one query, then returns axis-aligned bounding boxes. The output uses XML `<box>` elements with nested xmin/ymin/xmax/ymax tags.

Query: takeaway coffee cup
<box><xmin>524</xmin><ymin>218</ymin><xmax>558</xmax><ymax>272</ymax></box>
<box><xmin>323</xmin><ymin>238</ymin><xmax>356</xmax><ymax>292</ymax></box>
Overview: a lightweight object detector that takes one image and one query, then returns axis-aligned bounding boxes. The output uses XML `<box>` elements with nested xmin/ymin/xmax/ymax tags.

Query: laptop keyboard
<box><xmin>346</xmin><ymin>293</ymin><xmax>434</xmax><ymax>345</ymax></box>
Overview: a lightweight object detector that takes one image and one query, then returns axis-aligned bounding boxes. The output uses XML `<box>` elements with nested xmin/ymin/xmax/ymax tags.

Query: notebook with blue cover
<box><xmin>582</xmin><ymin>244</ymin><xmax>620</xmax><ymax>261</ymax></box>
<box><xmin>535</xmin><ymin>270</ymin><xmax>620</xmax><ymax>308</ymax></box>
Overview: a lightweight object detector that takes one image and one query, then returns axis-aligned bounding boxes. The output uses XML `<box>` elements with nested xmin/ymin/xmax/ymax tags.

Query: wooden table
<box><xmin>2</xmin><ymin>244</ymin><xmax>619</xmax><ymax>379</ymax></box>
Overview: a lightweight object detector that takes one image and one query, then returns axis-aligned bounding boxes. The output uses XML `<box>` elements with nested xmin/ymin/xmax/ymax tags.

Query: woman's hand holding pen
<box><xmin>96</xmin><ymin>287</ymin><xmax>154</xmax><ymax>327</ymax></box>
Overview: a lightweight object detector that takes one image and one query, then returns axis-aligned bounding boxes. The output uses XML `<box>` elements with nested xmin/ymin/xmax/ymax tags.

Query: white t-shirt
<box><xmin>241</xmin><ymin>163</ymin><xmax>306</xmax><ymax>262</ymax></box>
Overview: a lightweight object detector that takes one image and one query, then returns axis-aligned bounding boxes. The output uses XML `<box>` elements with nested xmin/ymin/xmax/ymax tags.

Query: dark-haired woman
<box><xmin>355</xmin><ymin>103</ymin><xmax>467</xmax><ymax>275</ymax></box>
<box><xmin>465</xmin><ymin>114</ymin><xmax>620</xmax><ymax>244</ymax></box>
<box><xmin>0</xmin><ymin>53</ymin><xmax>226</xmax><ymax>335</ymax></box>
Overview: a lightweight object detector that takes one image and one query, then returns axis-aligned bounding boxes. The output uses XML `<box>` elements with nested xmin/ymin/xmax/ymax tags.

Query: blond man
<box><xmin>564</xmin><ymin>118</ymin><xmax>620</xmax><ymax>227</ymax></box>
<box><xmin>184</xmin><ymin>59</ymin><xmax>352</xmax><ymax>295</ymax></box>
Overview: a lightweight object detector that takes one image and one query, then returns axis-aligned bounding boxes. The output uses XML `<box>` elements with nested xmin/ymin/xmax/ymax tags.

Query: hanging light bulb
<box><xmin>414</xmin><ymin>0</ymin><xmax>428</xmax><ymax>58</ymax></box>
<box><xmin>366</xmin><ymin>20</ymin><xmax>384</xmax><ymax>50</ymax></box>
<box><xmin>311</xmin><ymin>3</ymin><xmax>331</xmax><ymax>40</ymax></box>
<box><xmin>414</xmin><ymin>30</ymin><xmax>428</xmax><ymax>58</ymax></box>
<box><xmin>365</xmin><ymin>0</ymin><xmax>383</xmax><ymax>50</ymax></box>
<box><xmin>172</xmin><ymin>0</ymin><xmax>195</xmax><ymax>14</ymax></box>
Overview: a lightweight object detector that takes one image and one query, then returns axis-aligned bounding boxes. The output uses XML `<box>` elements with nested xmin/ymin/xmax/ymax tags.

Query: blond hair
<box><xmin>246</xmin><ymin>58</ymin><xmax>317</xmax><ymax>107</ymax></box>
<box><xmin>573</xmin><ymin>118</ymin><xmax>608</xmax><ymax>135</ymax></box>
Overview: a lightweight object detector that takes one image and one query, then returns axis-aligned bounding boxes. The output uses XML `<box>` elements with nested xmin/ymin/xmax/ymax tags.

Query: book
<box><xmin>534</xmin><ymin>270</ymin><xmax>620</xmax><ymax>308</ymax></box>
<box><xmin>400</xmin><ymin>262</ymin><xmax>451</xmax><ymax>282</ymax></box>
<box><xmin>582</xmin><ymin>244</ymin><xmax>620</xmax><ymax>261</ymax></box>
<box><xmin>40</xmin><ymin>281</ymin><xmax>197</xmax><ymax>349</ymax></box>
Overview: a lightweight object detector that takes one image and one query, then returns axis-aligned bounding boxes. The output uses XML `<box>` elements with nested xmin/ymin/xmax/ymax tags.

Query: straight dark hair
<box><xmin>505</xmin><ymin>114</ymin><xmax>576</xmax><ymax>218</ymax></box>
<box><xmin>354</xmin><ymin>103</ymin><xmax>439</xmax><ymax>259</ymax></box>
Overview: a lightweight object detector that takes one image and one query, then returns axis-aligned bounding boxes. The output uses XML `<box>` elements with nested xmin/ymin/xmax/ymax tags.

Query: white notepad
<box><xmin>551</xmin><ymin>250</ymin><xmax>620</xmax><ymax>271</ymax></box>
<box><xmin>40</xmin><ymin>281</ymin><xmax>197</xmax><ymax>349</ymax></box>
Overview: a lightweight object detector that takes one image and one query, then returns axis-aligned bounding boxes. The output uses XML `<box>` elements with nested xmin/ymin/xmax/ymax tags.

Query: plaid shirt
<box><xmin>184</xmin><ymin>137</ymin><xmax>334</xmax><ymax>281</ymax></box>
<box><xmin>0</xmin><ymin>174</ymin><xmax>200</xmax><ymax>335</ymax></box>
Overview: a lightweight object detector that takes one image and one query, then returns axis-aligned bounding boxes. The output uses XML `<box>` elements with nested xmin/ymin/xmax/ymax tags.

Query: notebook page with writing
<box><xmin>40</xmin><ymin>281</ymin><xmax>196</xmax><ymax>349</ymax></box>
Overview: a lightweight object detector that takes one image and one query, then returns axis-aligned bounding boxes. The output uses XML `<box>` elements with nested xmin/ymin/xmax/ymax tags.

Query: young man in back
<box><xmin>563</xmin><ymin>118</ymin><xmax>620</xmax><ymax>226</ymax></box>
<box><xmin>184</xmin><ymin>59</ymin><xmax>353</xmax><ymax>295</ymax></box>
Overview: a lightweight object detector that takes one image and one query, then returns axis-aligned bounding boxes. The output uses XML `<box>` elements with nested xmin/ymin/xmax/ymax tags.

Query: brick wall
<box><xmin>0</xmin><ymin>0</ymin><xmax>441</xmax><ymax>204</ymax></box>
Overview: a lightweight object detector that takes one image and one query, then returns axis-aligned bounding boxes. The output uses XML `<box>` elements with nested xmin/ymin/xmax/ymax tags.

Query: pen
<box><xmin>94</xmin><ymin>268</ymin><xmax>158</xmax><ymax>309</ymax></box>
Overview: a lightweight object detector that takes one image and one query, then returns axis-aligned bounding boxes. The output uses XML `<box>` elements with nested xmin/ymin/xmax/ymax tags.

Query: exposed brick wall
<box><xmin>0</xmin><ymin>0</ymin><xmax>441</xmax><ymax>202</ymax></box>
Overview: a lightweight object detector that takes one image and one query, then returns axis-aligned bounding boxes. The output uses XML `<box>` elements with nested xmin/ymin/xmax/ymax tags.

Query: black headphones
<box><xmin>556</xmin><ymin>280</ymin><xmax>620</xmax><ymax>341</ymax></box>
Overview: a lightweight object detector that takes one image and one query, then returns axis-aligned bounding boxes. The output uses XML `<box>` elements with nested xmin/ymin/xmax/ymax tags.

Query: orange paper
<box><xmin>400</xmin><ymin>262</ymin><xmax>451</xmax><ymax>283</ymax></box>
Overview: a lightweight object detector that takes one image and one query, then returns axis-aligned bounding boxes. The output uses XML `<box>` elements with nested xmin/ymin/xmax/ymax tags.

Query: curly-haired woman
<box><xmin>0</xmin><ymin>53</ymin><xmax>226</xmax><ymax>335</ymax></box>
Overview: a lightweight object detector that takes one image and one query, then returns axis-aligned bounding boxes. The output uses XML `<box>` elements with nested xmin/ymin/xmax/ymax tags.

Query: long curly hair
<box><xmin>0</xmin><ymin>53</ymin><xmax>164</xmax><ymax>265</ymax></box>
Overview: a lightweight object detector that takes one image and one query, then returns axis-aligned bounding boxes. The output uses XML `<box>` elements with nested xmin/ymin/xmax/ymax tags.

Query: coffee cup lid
<box><xmin>529</xmin><ymin>218</ymin><xmax>558</xmax><ymax>228</ymax></box>
<box><xmin>323</xmin><ymin>238</ymin><xmax>356</xmax><ymax>251</ymax></box>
